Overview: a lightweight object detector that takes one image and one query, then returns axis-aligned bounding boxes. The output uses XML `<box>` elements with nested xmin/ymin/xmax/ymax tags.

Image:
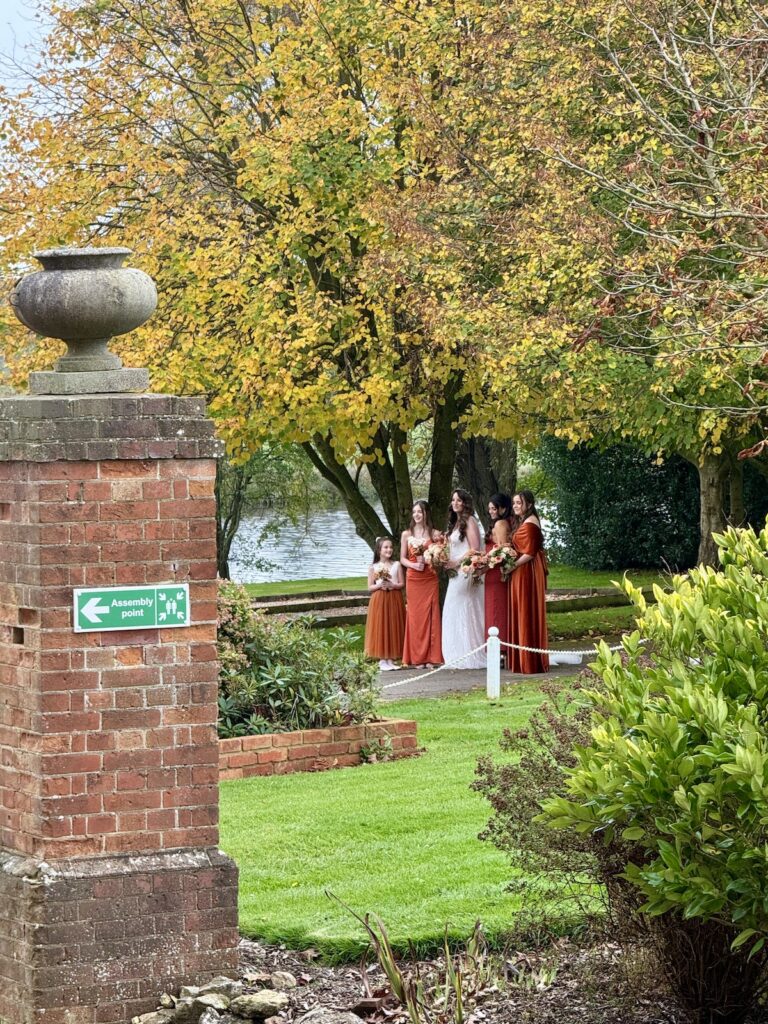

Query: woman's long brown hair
<box><xmin>447</xmin><ymin>489</ymin><xmax>475</xmax><ymax>542</ymax></box>
<box><xmin>409</xmin><ymin>500</ymin><xmax>434</xmax><ymax>536</ymax></box>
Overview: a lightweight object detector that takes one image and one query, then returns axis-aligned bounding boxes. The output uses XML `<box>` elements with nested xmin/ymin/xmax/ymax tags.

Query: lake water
<box><xmin>229</xmin><ymin>509</ymin><xmax>377</xmax><ymax>583</ymax></box>
<box><xmin>230</xmin><ymin>505</ymin><xmax>557</xmax><ymax>584</ymax></box>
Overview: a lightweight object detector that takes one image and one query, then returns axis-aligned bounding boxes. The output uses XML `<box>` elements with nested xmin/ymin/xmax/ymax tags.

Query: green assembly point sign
<box><xmin>73</xmin><ymin>583</ymin><xmax>190</xmax><ymax>633</ymax></box>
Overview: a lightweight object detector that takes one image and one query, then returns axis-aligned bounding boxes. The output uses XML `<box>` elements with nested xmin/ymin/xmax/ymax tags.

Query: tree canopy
<box><xmin>383</xmin><ymin>0</ymin><xmax>768</xmax><ymax>560</ymax></box>
<box><xmin>2</xmin><ymin>0</ymin><xmax>767</xmax><ymax>561</ymax></box>
<box><xmin>0</xmin><ymin>0</ymin><xmax>513</xmax><ymax>542</ymax></box>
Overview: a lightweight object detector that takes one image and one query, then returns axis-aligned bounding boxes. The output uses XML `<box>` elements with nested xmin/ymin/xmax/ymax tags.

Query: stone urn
<box><xmin>9</xmin><ymin>246</ymin><xmax>157</xmax><ymax>394</ymax></box>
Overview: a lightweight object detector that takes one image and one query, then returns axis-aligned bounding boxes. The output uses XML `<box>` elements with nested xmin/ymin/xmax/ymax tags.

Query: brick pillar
<box><xmin>0</xmin><ymin>394</ymin><xmax>238</xmax><ymax>1024</ymax></box>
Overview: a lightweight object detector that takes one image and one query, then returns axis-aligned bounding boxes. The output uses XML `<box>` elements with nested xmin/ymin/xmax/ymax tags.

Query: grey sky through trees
<box><xmin>0</xmin><ymin>0</ymin><xmax>46</xmax><ymax>88</ymax></box>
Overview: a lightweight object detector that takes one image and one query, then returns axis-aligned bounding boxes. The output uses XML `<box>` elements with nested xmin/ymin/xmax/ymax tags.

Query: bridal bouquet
<box><xmin>459</xmin><ymin>549</ymin><xmax>487</xmax><ymax>585</ymax></box>
<box><xmin>486</xmin><ymin>545</ymin><xmax>517</xmax><ymax>581</ymax></box>
<box><xmin>423</xmin><ymin>536</ymin><xmax>451</xmax><ymax>572</ymax></box>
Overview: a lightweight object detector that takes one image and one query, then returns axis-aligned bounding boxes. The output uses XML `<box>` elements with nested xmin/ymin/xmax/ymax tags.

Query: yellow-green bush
<box><xmin>541</xmin><ymin>523</ymin><xmax>768</xmax><ymax>1023</ymax></box>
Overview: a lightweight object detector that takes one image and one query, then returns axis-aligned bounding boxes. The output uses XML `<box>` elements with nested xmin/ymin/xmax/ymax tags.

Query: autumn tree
<box><xmin>0</xmin><ymin>0</ymin><xmax>518</xmax><ymax>548</ymax></box>
<box><xmin>6</xmin><ymin>0</ymin><xmax>762</xmax><ymax>563</ymax></box>
<box><xmin>369</xmin><ymin>0</ymin><xmax>768</xmax><ymax>563</ymax></box>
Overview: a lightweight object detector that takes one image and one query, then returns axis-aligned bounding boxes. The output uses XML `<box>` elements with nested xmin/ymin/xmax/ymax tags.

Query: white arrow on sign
<box><xmin>81</xmin><ymin>597</ymin><xmax>110</xmax><ymax>624</ymax></box>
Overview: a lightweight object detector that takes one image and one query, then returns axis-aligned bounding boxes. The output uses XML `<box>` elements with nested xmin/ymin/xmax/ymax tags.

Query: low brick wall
<box><xmin>219</xmin><ymin>718</ymin><xmax>419</xmax><ymax>780</ymax></box>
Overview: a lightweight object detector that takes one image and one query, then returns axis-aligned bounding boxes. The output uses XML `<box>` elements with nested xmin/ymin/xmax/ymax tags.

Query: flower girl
<box><xmin>364</xmin><ymin>537</ymin><xmax>406</xmax><ymax>671</ymax></box>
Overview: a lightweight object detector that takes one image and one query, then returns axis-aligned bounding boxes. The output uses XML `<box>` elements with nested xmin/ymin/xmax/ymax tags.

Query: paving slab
<box><xmin>377</xmin><ymin>660</ymin><xmax>583</xmax><ymax>700</ymax></box>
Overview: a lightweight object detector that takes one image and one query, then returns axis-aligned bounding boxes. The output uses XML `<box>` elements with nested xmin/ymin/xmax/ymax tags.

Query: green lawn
<box><xmin>548</xmin><ymin>565</ymin><xmax>664</xmax><ymax>589</ymax></box>
<box><xmin>246</xmin><ymin>565</ymin><xmax>667</xmax><ymax>598</ymax></box>
<box><xmin>549</xmin><ymin>603</ymin><xmax>639</xmax><ymax>640</ymax></box>
<box><xmin>220</xmin><ymin>687</ymin><xmax>554</xmax><ymax>960</ymax></box>
<box><xmin>246</xmin><ymin>576</ymin><xmax>367</xmax><ymax>597</ymax></box>
<box><xmin>327</xmin><ymin>604</ymin><xmax>640</xmax><ymax>649</ymax></box>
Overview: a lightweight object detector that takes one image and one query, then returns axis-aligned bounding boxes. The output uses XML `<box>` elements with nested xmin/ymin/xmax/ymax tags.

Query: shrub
<box><xmin>534</xmin><ymin>436</ymin><xmax>700</xmax><ymax>570</ymax></box>
<box><xmin>217</xmin><ymin>579</ymin><xmax>379</xmax><ymax>736</ymax></box>
<box><xmin>474</xmin><ymin>677</ymin><xmax>606</xmax><ymax>935</ymax></box>
<box><xmin>537</xmin><ymin>524</ymin><xmax>768</xmax><ymax>1023</ymax></box>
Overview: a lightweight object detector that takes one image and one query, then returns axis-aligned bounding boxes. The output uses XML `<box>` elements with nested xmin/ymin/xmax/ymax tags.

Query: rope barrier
<box><xmin>380</xmin><ymin>630</ymin><xmax>638</xmax><ymax>698</ymax></box>
<box><xmin>499</xmin><ymin>638</ymin><xmax>629</xmax><ymax>656</ymax></box>
<box><xmin>379</xmin><ymin>643</ymin><xmax>488</xmax><ymax>689</ymax></box>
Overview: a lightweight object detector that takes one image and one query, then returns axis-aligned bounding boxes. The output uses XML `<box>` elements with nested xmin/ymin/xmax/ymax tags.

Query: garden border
<box><xmin>219</xmin><ymin>718</ymin><xmax>419</xmax><ymax>780</ymax></box>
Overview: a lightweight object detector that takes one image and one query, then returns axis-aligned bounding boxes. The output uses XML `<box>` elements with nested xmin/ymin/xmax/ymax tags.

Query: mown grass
<box><xmin>220</xmin><ymin>686</ymin><xmax>556</xmax><ymax>961</ymax></box>
<box><xmin>246</xmin><ymin>576</ymin><xmax>367</xmax><ymax>597</ymax></box>
<box><xmin>246</xmin><ymin>565</ymin><xmax>667</xmax><ymax>598</ymax></box>
<box><xmin>548</xmin><ymin>565</ymin><xmax>663</xmax><ymax>590</ymax></box>
<box><xmin>326</xmin><ymin>605</ymin><xmax>640</xmax><ymax>650</ymax></box>
<box><xmin>549</xmin><ymin>603</ymin><xmax>640</xmax><ymax>640</ymax></box>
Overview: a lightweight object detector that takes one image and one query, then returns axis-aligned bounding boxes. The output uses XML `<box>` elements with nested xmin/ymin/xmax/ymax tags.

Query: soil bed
<box><xmin>240</xmin><ymin>937</ymin><xmax>680</xmax><ymax>1024</ymax></box>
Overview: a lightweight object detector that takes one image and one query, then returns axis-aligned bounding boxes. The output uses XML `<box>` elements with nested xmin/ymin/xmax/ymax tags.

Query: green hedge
<box><xmin>536</xmin><ymin>437</ymin><xmax>700</xmax><ymax>570</ymax></box>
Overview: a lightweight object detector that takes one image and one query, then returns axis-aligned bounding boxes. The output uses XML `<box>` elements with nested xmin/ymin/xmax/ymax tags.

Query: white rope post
<box><xmin>486</xmin><ymin>627</ymin><xmax>501</xmax><ymax>700</ymax></box>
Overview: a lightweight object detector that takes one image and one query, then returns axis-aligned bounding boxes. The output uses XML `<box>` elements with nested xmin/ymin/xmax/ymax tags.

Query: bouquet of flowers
<box><xmin>409</xmin><ymin>539</ymin><xmax>427</xmax><ymax>556</ymax></box>
<box><xmin>423</xmin><ymin>536</ymin><xmax>451</xmax><ymax>572</ymax></box>
<box><xmin>373</xmin><ymin>565</ymin><xmax>392</xmax><ymax>584</ymax></box>
<box><xmin>459</xmin><ymin>549</ymin><xmax>488</xmax><ymax>585</ymax></box>
<box><xmin>486</xmin><ymin>545</ymin><xmax>517</xmax><ymax>581</ymax></box>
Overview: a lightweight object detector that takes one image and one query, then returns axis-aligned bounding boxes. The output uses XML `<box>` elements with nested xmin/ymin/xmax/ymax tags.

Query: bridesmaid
<box><xmin>400</xmin><ymin>500</ymin><xmax>443</xmax><ymax>668</ymax></box>
<box><xmin>364</xmin><ymin>537</ymin><xmax>406</xmax><ymax>671</ymax></box>
<box><xmin>508</xmin><ymin>489</ymin><xmax>549</xmax><ymax>674</ymax></box>
<box><xmin>484</xmin><ymin>493</ymin><xmax>513</xmax><ymax>665</ymax></box>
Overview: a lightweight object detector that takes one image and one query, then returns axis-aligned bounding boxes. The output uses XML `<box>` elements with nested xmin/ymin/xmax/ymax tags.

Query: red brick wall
<box><xmin>219</xmin><ymin>718</ymin><xmax>419</xmax><ymax>780</ymax></box>
<box><xmin>0</xmin><ymin>847</ymin><xmax>238</xmax><ymax>1024</ymax></box>
<box><xmin>0</xmin><ymin>392</ymin><xmax>238</xmax><ymax>1024</ymax></box>
<box><xmin>0</xmin><ymin>456</ymin><xmax>220</xmax><ymax>861</ymax></box>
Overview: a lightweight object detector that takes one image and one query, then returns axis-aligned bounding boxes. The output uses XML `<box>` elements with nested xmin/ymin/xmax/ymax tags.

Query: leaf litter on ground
<box><xmin>239</xmin><ymin>937</ymin><xmax>681</xmax><ymax>1024</ymax></box>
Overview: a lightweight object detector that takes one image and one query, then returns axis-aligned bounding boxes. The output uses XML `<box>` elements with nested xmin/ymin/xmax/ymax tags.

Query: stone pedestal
<box><xmin>0</xmin><ymin>394</ymin><xmax>239</xmax><ymax>1024</ymax></box>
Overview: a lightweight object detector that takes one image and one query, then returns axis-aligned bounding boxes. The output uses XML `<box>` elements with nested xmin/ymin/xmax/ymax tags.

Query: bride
<box><xmin>442</xmin><ymin>489</ymin><xmax>487</xmax><ymax>669</ymax></box>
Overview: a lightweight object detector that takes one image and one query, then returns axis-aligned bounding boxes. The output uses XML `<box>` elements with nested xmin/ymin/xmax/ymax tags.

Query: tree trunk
<box><xmin>302</xmin><ymin>382</ymin><xmax>466</xmax><ymax>553</ymax></box>
<box><xmin>455</xmin><ymin>437</ymin><xmax>518</xmax><ymax>531</ymax></box>
<box><xmin>366</xmin><ymin>423</ymin><xmax>414</xmax><ymax>539</ymax></box>
<box><xmin>697</xmin><ymin>453</ymin><xmax>730</xmax><ymax>565</ymax></box>
<box><xmin>428</xmin><ymin>375</ymin><xmax>467</xmax><ymax>534</ymax></box>
<box><xmin>215</xmin><ymin>457</ymin><xmax>254</xmax><ymax>579</ymax></box>
<box><xmin>728</xmin><ymin>456</ymin><xmax>745</xmax><ymax>527</ymax></box>
<box><xmin>303</xmin><ymin>436</ymin><xmax>388</xmax><ymax>549</ymax></box>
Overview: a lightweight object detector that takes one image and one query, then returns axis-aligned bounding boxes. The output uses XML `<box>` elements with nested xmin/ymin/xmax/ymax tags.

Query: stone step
<box><xmin>254</xmin><ymin>588</ymin><xmax>356</xmax><ymax>604</ymax></box>
<box><xmin>253</xmin><ymin>592</ymin><xmax>369</xmax><ymax>614</ymax></box>
<box><xmin>253</xmin><ymin>586</ymin><xmax>654</xmax><ymax>622</ymax></box>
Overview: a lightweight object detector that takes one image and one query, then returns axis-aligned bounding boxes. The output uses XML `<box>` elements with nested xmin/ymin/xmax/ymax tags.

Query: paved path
<box><xmin>377</xmin><ymin>661</ymin><xmax>582</xmax><ymax>700</ymax></box>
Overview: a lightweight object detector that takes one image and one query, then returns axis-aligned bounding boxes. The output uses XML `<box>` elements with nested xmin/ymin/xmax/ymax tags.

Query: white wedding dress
<box><xmin>442</xmin><ymin>519</ymin><xmax>487</xmax><ymax>669</ymax></box>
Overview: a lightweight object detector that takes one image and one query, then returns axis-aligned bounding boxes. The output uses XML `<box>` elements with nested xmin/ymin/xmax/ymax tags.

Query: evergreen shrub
<box><xmin>217</xmin><ymin>579</ymin><xmax>379</xmax><ymax>736</ymax></box>
<box><xmin>538</xmin><ymin>524</ymin><xmax>768</xmax><ymax>1022</ymax></box>
<box><xmin>535</xmin><ymin>437</ymin><xmax>699</xmax><ymax>570</ymax></box>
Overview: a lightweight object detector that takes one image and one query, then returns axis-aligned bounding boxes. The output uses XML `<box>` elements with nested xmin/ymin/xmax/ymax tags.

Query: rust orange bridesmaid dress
<box><xmin>508</xmin><ymin>521</ymin><xmax>549</xmax><ymax>674</ymax></box>
<box><xmin>364</xmin><ymin>562</ymin><xmax>406</xmax><ymax>660</ymax></box>
<box><xmin>484</xmin><ymin>517</ymin><xmax>512</xmax><ymax>657</ymax></box>
<box><xmin>402</xmin><ymin>541</ymin><xmax>443</xmax><ymax>666</ymax></box>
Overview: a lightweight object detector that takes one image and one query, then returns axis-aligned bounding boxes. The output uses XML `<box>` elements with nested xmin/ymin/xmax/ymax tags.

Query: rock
<box><xmin>160</xmin><ymin>994</ymin><xmax>176</xmax><ymax>1009</ymax></box>
<box><xmin>174</xmin><ymin>995</ymin><xmax>230</xmax><ymax>1024</ymax></box>
<box><xmin>131</xmin><ymin>1012</ymin><xmax>175</xmax><ymax>1024</ymax></box>
<box><xmin>264</xmin><ymin>1017</ymin><xmax>283</xmax><ymax>1024</ymax></box>
<box><xmin>230</xmin><ymin>991</ymin><xmax>290</xmax><ymax>1019</ymax></box>
<box><xmin>198</xmin><ymin>1011</ymin><xmax>221</xmax><ymax>1024</ymax></box>
<box><xmin>296</xmin><ymin>1011</ymin><xmax>363</xmax><ymax>1024</ymax></box>
<box><xmin>198</xmin><ymin>995</ymin><xmax>231</xmax><ymax>1012</ymax></box>
<box><xmin>242</xmin><ymin>972</ymin><xmax>272</xmax><ymax>986</ymax></box>
<box><xmin>180</xmin><ymin>986</ymin><xmax>202</xmax><ymax>1000</ymax></box>
<box><xmin>199</xmin><ymin>977</ymin><xmax>243</xmax><ymax>1000</ymax></box>
<box><xmin>172</xmin><ymin>1001</ymin><xmax>197</xmax><ymax>1024</ymax></box>
<box><xmin>269</xmin><ymin>972</ymin><xmax>297</xmax><ymax>991</ymax></box>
